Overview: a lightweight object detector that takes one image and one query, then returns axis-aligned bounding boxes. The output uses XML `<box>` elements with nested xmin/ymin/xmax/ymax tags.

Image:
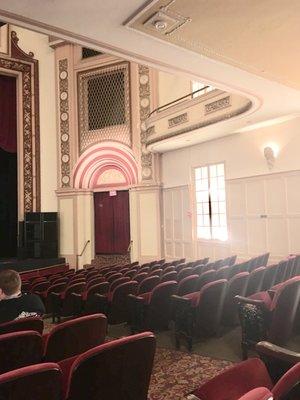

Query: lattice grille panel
<box><xmin>78</xmin><ymin>62</ymin><xmax>131</xmax><ymax>152</ymax></box>
<box><xmin>82</xmin><ymin>47</ymin><xmax>103</xmax><ymax>59</ymax></box>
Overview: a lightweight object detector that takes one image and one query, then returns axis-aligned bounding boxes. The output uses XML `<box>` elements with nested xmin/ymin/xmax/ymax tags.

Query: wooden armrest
<box><xmin>71</xmin><ymin>292</ymin><xmax>82</xmax><ymax>298</ymax></box>
<box><xmin>51</xmin><ymin>292</ymin><xmax>61</xmax><ymax>297</ymax></box>
<box><xmin>235</xmin><ymin>295</ymin><xmax>266</xmax><ymax>307</ymax></box>
<box><xmin>94</xmin><ymin>293</ymin><xmax>108</xmax><ymax>300</ymax></box>
<box><xmin>128</xmin><ymin>294</ymin><xmax>145</xmax><ymax>302</ymax></box>
<box><xmin>186</xmin><ymin>396</ymin><xmax>200</xmax><ymax>400</ymax></box>
<box><xmin>171</xmin><ymin>295</ymin><xmax>192</xmax><ymax>305</ymax></box>
<box><xmin>256</xmin><ymin>341</ymin><xmax>300</xmax><ymax>365</ymax></box>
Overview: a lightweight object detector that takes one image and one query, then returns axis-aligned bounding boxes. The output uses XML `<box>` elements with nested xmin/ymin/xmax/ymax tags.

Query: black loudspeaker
<box><xmin>24</xmin><ymin>212</ymin><xmax>58</xmax><ymax>258</ymax></box>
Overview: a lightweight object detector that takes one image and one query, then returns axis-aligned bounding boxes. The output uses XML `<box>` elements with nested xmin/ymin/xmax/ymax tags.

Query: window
<box><xmin>195</xmin><ymin>163</ymin><xmax>228</xmax><ymax>241</ymax></box>
<box><xmin>192</xmin><ymin>81</ymin><xmax>214</xmax><ymax>98</ymax></box>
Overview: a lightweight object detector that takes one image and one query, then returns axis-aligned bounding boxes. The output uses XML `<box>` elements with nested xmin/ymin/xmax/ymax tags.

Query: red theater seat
<box><xmin>43</xmin><ymin>314</ymin><xmax>107</xmax><ymax>362</ymax></box>
<box><xmin>129</xmin><ymin>281</ymin><xmax>177</xmax><ymax>332</ymax></box>
<box><xmin>0</xmin><ymin>317</ymin><xmax>44</xmax><ymax>335</ymax></box>
<box><xmin>0</xmin><ymin>331</ymin><xmax>43</xmax><ymax>373</ymax></box>
<box><xmin>0</xmin><ymin>363</ymin><xmax>62</xmax><ymax>400</ymax></box>
<box><xmin>173</xmin><ymin>279</ymin><xmax>227</xmax><ymax>350</ymax></box>
<box><xmin>60</xmin><ymin>332</ymin><xmax>156</xmax><ymax>400</ymax></box>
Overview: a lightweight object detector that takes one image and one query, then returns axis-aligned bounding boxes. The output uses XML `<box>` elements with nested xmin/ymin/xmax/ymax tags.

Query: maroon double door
<box><xmin>94</xmin><ymin>191</ymin><xmax>130</xmax><ymax>255</ymax></box>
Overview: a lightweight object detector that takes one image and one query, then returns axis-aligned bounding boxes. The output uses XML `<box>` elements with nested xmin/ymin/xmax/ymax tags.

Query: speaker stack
<box><xmin>23</xmin><ymin>212</ymin><xmax>58</xmax><ymax>258</ymax></box>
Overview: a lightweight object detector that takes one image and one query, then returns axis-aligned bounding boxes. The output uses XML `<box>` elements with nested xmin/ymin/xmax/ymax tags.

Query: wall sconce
<box><xmin>264</xmin><ymin>144</ymin><xmax>278</xmax><ymax>170</ymax></box>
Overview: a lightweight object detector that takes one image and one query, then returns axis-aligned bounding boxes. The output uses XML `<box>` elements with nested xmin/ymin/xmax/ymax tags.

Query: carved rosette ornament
<box><xmin>0</xmin><ymin>30</ymin><xmax>41</xmax><ymax>212</ymax></box>
<box><xmin>58</xmin><ymin>59</ymin><xmax>71</xmax><ymax>187</ymax></box>
<box><xmin>138</xmin><ymin>65</ymin><xmax>153</xmax><ymax>181</ymax></box>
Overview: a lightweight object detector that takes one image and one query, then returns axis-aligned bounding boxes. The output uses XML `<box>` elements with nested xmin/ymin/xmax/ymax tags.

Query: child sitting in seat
<box><xmin>0</xmin><ymin>269</ymin><xmax>45</xmax><ymax>323</ymax></box>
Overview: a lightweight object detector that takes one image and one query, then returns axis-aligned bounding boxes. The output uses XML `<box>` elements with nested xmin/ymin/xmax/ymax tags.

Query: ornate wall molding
<box><xmin>58</xmin><ymin>58</ymin><xmax>71</xmax><ymax>187</ymax></box>
<box><xmin>138</xmin><ymin>65</ymin><xmax>154</xmax><ymax>181</ymax></box>
<box><xmin>73</xmin><ymin>141</ymin><xmax>138</xmax><ymax>189</ymax></box>
<box><xmin>0</xmin><ymin>30</ymin><xmax>40</xmax><ymax>212</ymax></box>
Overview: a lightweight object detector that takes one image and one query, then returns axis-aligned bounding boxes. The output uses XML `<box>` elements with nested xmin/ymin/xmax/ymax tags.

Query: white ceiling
<box><xmin>0</xmin><ymin>0</ymin><xmax>300</xmax><ymax>151</ymax></box>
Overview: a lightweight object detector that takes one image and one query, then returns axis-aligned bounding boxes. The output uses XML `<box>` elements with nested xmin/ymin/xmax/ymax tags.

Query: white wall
<box><xmin>162</xmin><ymin>117</ymin><xmax>300</xmax><ymax>262</ymax></box>
<box><xmin>158</xmin><ymin>71</ymin><xmax>191</xmax><ymax>107</ymax></box>
<box><xmin>163</xmin><ymin>117</ymin><xmax>300</xmax><ymax>186</ymax></box>
<box><xmin>13</xmin><ymin>26</ymin><xmax>57</xmax><ymax>211</ymax></box>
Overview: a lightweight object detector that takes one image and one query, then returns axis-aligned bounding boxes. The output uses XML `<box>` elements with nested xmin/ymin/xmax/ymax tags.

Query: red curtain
<box><xmin>94</xmin><ymin>191</ymin><xmax>130</xmax><ymax>255</ymax></box>
<box><xmin>0</xmin><ymin>75</ymin><xmax>17</xmax><ymax>153</ymax></box>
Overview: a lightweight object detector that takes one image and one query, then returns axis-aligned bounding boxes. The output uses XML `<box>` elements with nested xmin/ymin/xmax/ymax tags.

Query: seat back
<box><xmin>177</xmin><ymin>275</ymin><xmax>198</xmax><ymax>296</ymax></box>
<box><xmin>245</xmin><ymin>267</ymin><xmax>265</xmax><ymax>296</ymax></box>
<box><xmin>0</xmin><ymin>363</ymin><xmax>62</xmax><ymax>400</ymax></box>
<box><xmin>160</xmin><ymin>271</ymin><xmax>177</xmax><ymax>283</ymax></box>
<box><xmin>195</xmin><ymin>269</ymin><xmax>216</xmax><ymax>291</ymax></box>
<box><xmin>215</xmin><ymin>266</ymin><xmax>231</xmax><ymax>280</ymax></box>
<box><xmin>44</xmin><ymin>314</ymin><xmax>107</xmax><ymax>362</ymax></box>
<box><xmin>134</xmin><ymin>272</ymin><xmax>148</xmax><ymax>283</ymax></box>
<box><xmin>177</xmin><ymin>267</ymin><xmax>193</xmax><ymax>282</ymax></box>
<box><xmin>194</xmin><ymin>279</ymin><xmax>228</xmax><ymax>336</ymax></box>
<box><xmin>145</xmin><ymin>281</ymin><xmax>177</xmax><ymax>330</ymax></box>
<box><xmin>269</xmin><ymin>277</ymin><xmax>300</xmax><ymax>345</ymax></box>
<box><xmin>106</xmin><ymin>273</ymin><xmax>122</xmax><ymax>284</ymax></box>
<box><xmin>86</xmin><ymin>276</ymin><xmax>104</xmax><ymax>289</ymax></box>
<box><xmin>0</xmin><ymin>317</ymin><xmax>43</xmax><ymax>335</ymax></box>
<box><xmin>222</xmin><ymin>272</ymin><xmax>249</xmax><ymax>326</ymax></box>
<box><xmin>109</xmin><ymin>281</ymin><xmax>139</xmax><ymax>324</ymax></box>
<box><xmin>0</xmin><ymin>331</ymin><xmax>42</xmax><ymax>373</ymax></box>
<box><xmin>274</xmin><ymin>260</ymin><xmax>289</xmax><ymax>285</ymax></box>
<box><xmin>109</xmin><ymin>276</ymin><xmax>130</xmax><ymax>292</ymax></box>
<box><xmin>272</xmin><ymin>362</ymin><xmax>300</xmax><ymax>399</ymax></box>
<box><xmin>86</xmin><ymin>282</ymin><xmax>109</xmax><ymax>299</ymax></box>
<box><xmin>138</xmin><ymin>275</ymin><xmax>160</xmax><ymax>294</ymax></box>
<box><xmin>193</xmin><ymin>358</ymin><xmax>272</xmax><ymax>400</ymax></box>
<box><xmin>66</xmin><ymin>332</ymin><xmax>156</xmax><ymax>400</ymax></box>
<box><xmin>260</xmin><ymin>264</ymin><xmax>278</xmax><ymax>291</ymax></box>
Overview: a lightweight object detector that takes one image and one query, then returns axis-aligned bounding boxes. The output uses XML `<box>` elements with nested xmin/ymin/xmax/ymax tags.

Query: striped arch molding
<box><xmin>73</xmin><ymin>142</ymin><xmax>138</xmax><ymax>189</ymax></box>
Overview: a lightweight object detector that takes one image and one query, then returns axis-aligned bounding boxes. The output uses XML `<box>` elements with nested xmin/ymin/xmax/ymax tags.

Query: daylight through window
<box><xmin>195</xmin><ymin>163</ymin><xmax>228</xmax><ymax>241</ymax></box>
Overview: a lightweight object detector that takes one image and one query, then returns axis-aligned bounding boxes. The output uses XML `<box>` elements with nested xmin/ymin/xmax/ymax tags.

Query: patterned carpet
<box><xmin>149</xmin><ymin>347</ymin><xmax>232</xmax><ymax>400</ymax></box>
<box><xmin>44</xmin><ymin>320</ymin><xmax>232</xmax><ymax>399</ymax></box>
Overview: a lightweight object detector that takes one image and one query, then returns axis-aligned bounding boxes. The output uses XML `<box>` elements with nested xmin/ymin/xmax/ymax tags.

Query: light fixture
<box><xmin>263</xmin><ymin>143</ymin><xmax>279</xmax><ymax>170</ymax></box>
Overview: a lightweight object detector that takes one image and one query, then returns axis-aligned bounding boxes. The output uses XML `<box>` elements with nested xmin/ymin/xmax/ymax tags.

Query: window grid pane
<box><xmin>195</xmin><ymin>163</ymin><xmax>227</xmax><ymax>241</ymax></box>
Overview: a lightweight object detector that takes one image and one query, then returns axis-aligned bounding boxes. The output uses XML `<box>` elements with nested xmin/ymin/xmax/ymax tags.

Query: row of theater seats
<box><xmin>0</xmin><ymin>314</ymin><xmax>156</xmax><ymax>400</ymax></box>
<box><xmin>0</xmin><ymin>313</ymin><xmax>299</xmax><ymax>399</ymax></box>
<box><xmin>171</xmin><ymin>254</ymin><xmax>300</xmax><ymax>351</ymax></box>
<box><xmin>189</xmin><ymin>340</ymin><xmax>300</xmax><ymax>400</ymax></box>
<box><xmin>236</xmin><ymin>255</ymin><xmax>300</xmax><ymax>359</ymax></box>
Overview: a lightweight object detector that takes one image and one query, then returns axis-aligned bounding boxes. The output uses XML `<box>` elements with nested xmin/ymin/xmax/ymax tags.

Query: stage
<box><xmin>0</xmin><ymin>258</ymin><xmax>66</xmax><ymax>273</ymax></box>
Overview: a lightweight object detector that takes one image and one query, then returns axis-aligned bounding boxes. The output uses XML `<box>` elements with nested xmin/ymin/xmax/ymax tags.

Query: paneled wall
<box><xmin>228</xmin><ymin>171</ymin><xmax>300</xmax><ymax>261</ymax></box>
<box><xmin>164</xmin><ymin>186</ymin><xmax>193</xmax><ymax>260</ymax></box>
<box><xmin>162</xmin><ymin>116</ymin><xmax>300</xmax><ymax>262</ymax></box>
<box><xmin>163</xmin><ymin>171</ymin><xmax>300</xmax><ymax>262</ymax></box>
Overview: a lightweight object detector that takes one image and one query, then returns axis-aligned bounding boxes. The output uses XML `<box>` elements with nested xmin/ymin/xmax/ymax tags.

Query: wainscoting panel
<box><xmin>163</xmin><ymin>170</ymin><xmax>300</xmax><ymax>262</ymax></box>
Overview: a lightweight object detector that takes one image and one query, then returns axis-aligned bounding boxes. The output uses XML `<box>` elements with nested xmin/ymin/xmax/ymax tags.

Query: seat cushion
<box><xmin>249</xmin><ymin>291</ymin><xmax>272</xmax><ymax>310</ymax></box>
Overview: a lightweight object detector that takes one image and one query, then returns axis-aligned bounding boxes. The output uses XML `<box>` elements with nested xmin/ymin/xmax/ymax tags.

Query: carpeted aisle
<box><xmin>149</xmin><ymin>347</ymin><xmax>232</xmax><ymax>400</ymax></box>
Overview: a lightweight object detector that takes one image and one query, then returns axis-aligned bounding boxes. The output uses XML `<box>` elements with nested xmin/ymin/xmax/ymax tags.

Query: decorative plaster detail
<box><xmin>147</xmin><ymin>101</ymin><xmax>252</xmax><ymax>145</ymax></box>
<box><xmin>168</xmin><ymin>112</ymin><xmax>188</xmax><ymax>128</ymax></box>
<box><xmin>73</xmin><ymin>141</ymin><xmax>138</xmax><ymax>189</ymax></box>
<box><xmin>142</xmin><ymin>0</ymin><xmax>191</xmax><ymax>36</ymax></box>
<box><xmin>0</xmin><ymin>31</ymin><xmax>41</xmax><ymax>212</ymax></box>
<box><xmin>58</xmin><ymin>58</ymin><xmax>71</xmax><ymax>188</ymax></box>
<box><xmin>139</xmin><ymin>65</ymin><xmax>153</xmax><ymax>181</ymax></box>
<box><xmin>205</xmin><ymin>96</ymin><xmax>231</xmax><ymax>114</ymax></box>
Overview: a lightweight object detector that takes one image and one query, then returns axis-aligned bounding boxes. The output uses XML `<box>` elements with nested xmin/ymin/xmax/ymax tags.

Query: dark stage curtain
<box><xmin>0</xmin><ymin>75</ymin><xmax>17</xmax><ymax>258</ymax></box>
<box><xmin>94</xmin><ymin>191</ymin><xmax>130</xmax><ymax>255</ymax></box>
<box><xmin>0</xmin><ymin>75</ymin><xmax>17</xmax><ymax>153</ymax></box>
